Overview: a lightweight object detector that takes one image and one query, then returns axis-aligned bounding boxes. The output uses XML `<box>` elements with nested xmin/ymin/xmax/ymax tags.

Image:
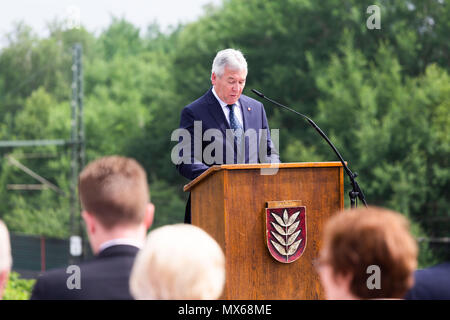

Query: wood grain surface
<box><xmin>189</xmin><ymin>162</ymin><xmax>344</xmax><ymax>300</ymax></box>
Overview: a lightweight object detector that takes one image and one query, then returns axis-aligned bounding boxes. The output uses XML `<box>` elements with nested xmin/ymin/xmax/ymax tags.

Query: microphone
<box><xmin>251</xmin><ymin>89</ymin><xmax>368</xmax><ymax>208</ymax></box>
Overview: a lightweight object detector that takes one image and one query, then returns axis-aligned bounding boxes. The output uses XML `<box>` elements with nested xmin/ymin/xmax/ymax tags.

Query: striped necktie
<box><xmin>227</xmin><ymin>104</ymin><xmax>244</xmax><ymax>162</ymax></box>
<box><xmin>227</xmin><ymin>104</ymin><xmax>243</xmax><ymax>131</ymax></box>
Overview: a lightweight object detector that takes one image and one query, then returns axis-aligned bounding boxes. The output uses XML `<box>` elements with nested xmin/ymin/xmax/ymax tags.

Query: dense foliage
<box><xmin>3</xmin><ymin>272</ymin><xmax>35</xmax><ymax>300</ymax></box>
<box><xmin>0</xmin><ymin>0</ymin><xmax>448</xmax><ymax>266</ymax></box>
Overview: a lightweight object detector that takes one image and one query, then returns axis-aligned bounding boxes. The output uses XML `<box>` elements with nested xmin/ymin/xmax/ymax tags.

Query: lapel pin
<box><xmin>248</xmin><ymin>107</ymin><xmax>251</xmax><ymax>111</ymax></box>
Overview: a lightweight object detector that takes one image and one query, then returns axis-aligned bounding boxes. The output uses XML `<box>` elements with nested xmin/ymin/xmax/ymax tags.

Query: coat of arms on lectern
<box><xmin>265</xmin><ymin>204</ymin><xmax>306</xmax><ymax>263</ymax></box>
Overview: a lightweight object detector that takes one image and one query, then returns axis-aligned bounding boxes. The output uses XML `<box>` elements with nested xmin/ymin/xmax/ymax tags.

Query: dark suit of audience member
<box><xmin>31</xmin><ymin>245</ymin><xmax>139</xmax><ymax>300</ymax></box>
<box><xmin>404</xmin><ymin>262</ymin><xmax>450</xmax><ymax>300</ymax></box>
<box><xmin>30</xmin><ymin>156</ymin><xmax>155</xmax><ymax>300</ymax></box>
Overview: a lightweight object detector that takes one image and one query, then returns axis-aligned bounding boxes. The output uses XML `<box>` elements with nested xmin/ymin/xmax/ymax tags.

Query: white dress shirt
<box><xmin>212</xmin><ymin>87</ymin><xmax>244</xmax><ymax>128</ymax></box>
<box><xmin>98</xmin><ymin>238</ymin><xmax>143</xmax><ymax>253</ymax></box>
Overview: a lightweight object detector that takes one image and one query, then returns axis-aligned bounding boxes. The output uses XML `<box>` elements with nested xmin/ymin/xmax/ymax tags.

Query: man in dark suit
<box><xmin>404</xmin><ymin>262</ymin><xmax>450</xmax><ymax>300</ymax></box>
<box><xmin>31</xmin><ymin>156</ymin><xmax>155</xmax><ymax>300</ymax></box>
<box><xmin>175</xmin><ymin>49</ymin><xmax>280</xmax><ymax>223</ymax></box>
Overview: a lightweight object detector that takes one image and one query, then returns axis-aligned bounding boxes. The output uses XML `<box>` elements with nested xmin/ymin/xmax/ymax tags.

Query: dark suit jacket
<box><xmin>176</xmin><ymin>88</ymin><xmax>280</xmax><ymax>222</ymax></box>
<box><xmin>404</xmin><ymin>262</ymin><xmax>450</xmax><ymax>300</ymax></box>
<box><xmin>176</xmin><ymin>88</ymin><xmax>279</xmax><ymax>180</ymax></box>
<box><xmin>30</xmin><ymin>245</ymin><xmax>139</xmax><ymax>300</ymax></box>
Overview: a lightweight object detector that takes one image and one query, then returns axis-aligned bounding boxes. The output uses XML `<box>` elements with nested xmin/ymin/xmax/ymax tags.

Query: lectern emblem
<box><xmin>266</xmin><ymin>206</ymin><xmax>306</xmax><ymax>263</ymax></box>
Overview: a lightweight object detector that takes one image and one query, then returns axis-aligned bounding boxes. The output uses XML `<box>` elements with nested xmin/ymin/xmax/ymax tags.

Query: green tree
<box><xmin>99</xmin><ymin>17</ymin><xmax>144</xmax><ymax>60</ymax></box>
<box><xmin>0</xmin><ymin>1</ymin><xmax>448</xmax><ymax>263</ymax></box>
<box><xmin>3</xmin><ymin>271</ymin><xmax>35</xmax><ymax>300</ymax></box>
<box><xmin>310</xmin><ymin>35</ymin><xmax>449</xmax><ymax>263</ymax></box>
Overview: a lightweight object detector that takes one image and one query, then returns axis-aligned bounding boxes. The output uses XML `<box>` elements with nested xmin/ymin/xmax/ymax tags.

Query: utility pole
<box><xmin>0</xmin><ymin>43</ymin><xmax>86</xmax><ymax>265</ymax></box>
<box><xmin>69</xmin><ymin>43</ymin><xmax>85</xmax><ymax>262</ymax></box>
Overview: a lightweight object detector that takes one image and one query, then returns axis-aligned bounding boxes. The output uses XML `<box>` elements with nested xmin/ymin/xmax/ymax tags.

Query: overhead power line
<box><xmin>0</xmin><ymin>139</ymin><xmax>68</xmax><ymax>148</ymax></box>
<box><xmin>6</xmin><ymin>155</ymin><xmax>66</xmax><ymax>196</ymax></box>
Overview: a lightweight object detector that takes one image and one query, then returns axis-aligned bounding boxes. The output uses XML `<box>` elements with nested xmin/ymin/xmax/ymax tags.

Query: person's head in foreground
<box><xmin>130</xmin><ymin>224</ymin><xmax>225</xmax><ymax>300</ymax></box>
<box><xmin>0</xmin><ymin>220</ymin><xmax>12</xmax><ymax>299</ymax></box>
<box><xmin>79</xmin><ymin>156</ymin><xmax>154</xmax><ymax>254</ymax></box>
<box><xmin>316</xmin><ymin>207</ymin><xmax>418</xmax><ymax>300</ymax></box>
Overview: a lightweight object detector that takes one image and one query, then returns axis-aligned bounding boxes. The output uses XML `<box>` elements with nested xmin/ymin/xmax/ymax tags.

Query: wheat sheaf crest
<box><xmin>270</xmin><ymin>209</ymin><xmax>302</xmax><ymax>262</ymax></box>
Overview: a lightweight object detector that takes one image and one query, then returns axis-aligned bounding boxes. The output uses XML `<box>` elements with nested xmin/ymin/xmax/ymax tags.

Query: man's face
<box><xmin>211</xmin><ymin>66</ymin><xmax>247</xmax><ymax>105</ymax></box>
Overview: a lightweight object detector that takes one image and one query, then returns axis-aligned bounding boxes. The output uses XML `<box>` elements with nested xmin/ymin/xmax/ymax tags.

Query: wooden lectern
<box><xmin>184</xmin><ymin>162</ymin><xmax>344</xmax><ymax>300</ymax></box>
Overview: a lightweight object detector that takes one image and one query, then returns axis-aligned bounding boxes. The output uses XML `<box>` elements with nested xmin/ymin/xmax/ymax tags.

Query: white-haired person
<box><xmin>129</xmin><ymin>224</ymin><xmax>225</xmax><ymax>300</ymax></box>
<box><xmin>0</xmin><ymin>220</ymin><xmax>12</xmax><ymax>299</ymax></box>
<box><xmin>176</xmin><ymin>48</ymin><xmax>280</xmax><ymax>223</ymax></box>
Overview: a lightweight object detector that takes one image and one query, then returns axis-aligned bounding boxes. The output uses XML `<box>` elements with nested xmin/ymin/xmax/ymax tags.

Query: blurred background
<box><xmin>0</xmin><ymin>0</ymin><xmax>448</xmax><ymax>297</ymax></box>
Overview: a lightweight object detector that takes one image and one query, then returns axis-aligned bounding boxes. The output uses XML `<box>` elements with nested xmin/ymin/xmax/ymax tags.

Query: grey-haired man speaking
<box><xmin>175</xmin><ymin>48</ymin><xmax>280</xmax><ymax>223</ymax></box>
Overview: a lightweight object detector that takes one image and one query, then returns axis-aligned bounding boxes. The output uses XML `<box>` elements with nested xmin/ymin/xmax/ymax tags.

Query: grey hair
<box><xmin>211</xmin><ymin>48</ymin><xmax>248</xmax><ymax>78</ymax></box>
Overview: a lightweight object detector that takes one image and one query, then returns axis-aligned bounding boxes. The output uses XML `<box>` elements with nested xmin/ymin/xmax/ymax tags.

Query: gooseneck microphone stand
<box><xmin>252</xmin><ymin>89</ymin><xmax>368</xmax><ymax>208</ymax></box>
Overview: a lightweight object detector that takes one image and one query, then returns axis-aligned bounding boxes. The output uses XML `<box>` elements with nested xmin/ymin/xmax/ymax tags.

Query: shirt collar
<box><xmin>98</xmin><ymin>238</ymin><xmax>143</xmax><ymax>253</ymax></box>
<box><xmin>212</xmin><ymin>87</ymin><xmax>240</xmax><ymax>108</ymax></box>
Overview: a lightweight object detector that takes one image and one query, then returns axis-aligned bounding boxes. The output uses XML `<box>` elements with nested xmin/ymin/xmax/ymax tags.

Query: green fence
<box><xmin>10</xmin><ymin>233</ymin><xmax>78</xmax><ymax>279</ymax></box>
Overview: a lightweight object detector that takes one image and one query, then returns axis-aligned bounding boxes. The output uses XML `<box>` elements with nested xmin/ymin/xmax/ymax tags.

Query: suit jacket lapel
<box><xmin>239</xmin><ymin>96</ymin><xmax>251</xmax><ymax>131</ymax></box>
<box><xmin>206</xmin><ymin>88</ymin><xmax>230</xmax><ymax>135</ymax></box>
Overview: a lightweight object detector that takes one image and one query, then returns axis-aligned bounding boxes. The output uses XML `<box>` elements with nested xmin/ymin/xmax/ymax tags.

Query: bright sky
<box><xmin>1</xmin><ymin>0</ymin><xmax>221</xmax><ymax>39</ymax></box>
